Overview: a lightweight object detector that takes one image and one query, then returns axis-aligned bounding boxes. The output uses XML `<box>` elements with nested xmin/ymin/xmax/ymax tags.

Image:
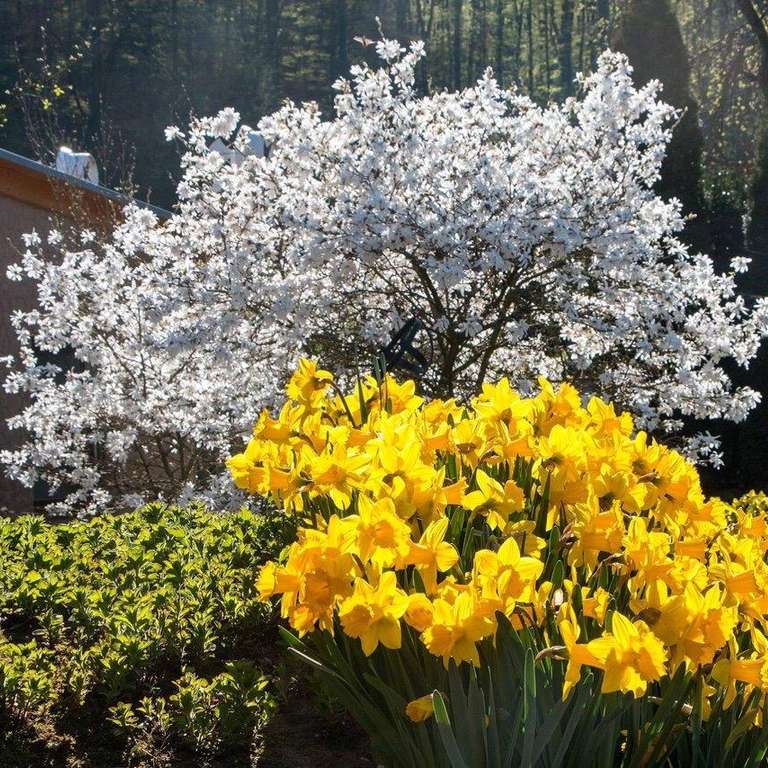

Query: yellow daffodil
<box><xmin>286</xmin><ymin>358</ymin><xmax>334</xmax><ymax>412</ymax></box>
<box><xmin>406</xmin><ymin>518</ymin><xmax>459</xmax><ymax>593</ymax></box>
<box><xmin>302</xmin><ymin>443</ymin><xmax>369</xmax><ymax>509</ymax></box>
<box><xmin>234</xmin><ymin>361</ymin><xmax>768</xmax><ymax>723</ymax></box>
<box><xmin>653</xmin><ymin>583</ymin><xmax>738</xmax><ymax>668</ymax></box>
<box><xmin>712</xmin><ymin>630</ymin><xmax>768</xmax><ymax>709</ymax></box>
<box><xmin>559</xmin><ymin>604</ymin><xmax>605</xmax><ymax>698</ymax></box>
<box><xmin>349</xmin><ymin>496</ymin><xmax>411</xmax><ymax>568</ymax></box>
<box><xmin>421</xmin><ymin>591</ymin><xmax>496</xmax><ymax>667</ymax></box>
<box><xmin>404</xmin><ymin>592</ymin><xmax>435</xmax><ymax>632</ymax></box>
<box><xmin>473</xmin><ymin>538</ymin><xmax>543</xmax><ymax>615</ymax></box>
<box><xmin>586</xmin><ymin>614</ymin><xmax>667</xmax><ymax>697</ymax></box>
<box><xmin>582</xmin><ymin>587</ymin><xmax>611</xmax><ymax>625</ymax></box>
<box><xmin>464</xmin><ymin>469</ymin><xmax>525</xmax><ymax>531</ymax></box>
<box><xmin>450</xmin><ymin>418</ymin><xmax>489</xmax><ymax>468</ymax></box>
<box><xmin>405</xmin><ymin>694</ymin><xmax>435</xmax><ymax>723</ymax></box>
<box><xmin>338</xmin><ymin>571</ymin><xmax>409</xmax><ymax>655</ymax></box>
<box><xmin>586</xmin><ymin>396</ymin><xmax>633</xmax><ymax>438</ymax></box>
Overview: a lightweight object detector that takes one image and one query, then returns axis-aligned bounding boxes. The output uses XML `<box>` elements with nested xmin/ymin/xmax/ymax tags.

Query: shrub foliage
<box><xmin>0</xmin><ymin>503</ymin><xmax>290</xmax><ymax>765</ymax></box>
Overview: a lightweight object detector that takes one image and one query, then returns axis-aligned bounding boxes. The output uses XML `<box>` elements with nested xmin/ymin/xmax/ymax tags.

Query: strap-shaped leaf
<box><xmin>521</xmin><ymin>648</ymin><xmax>537</xmax><ymax>767</ymax></box>
<box><xmin>528</xmin><ymin>697</ymin><xmax>569</xmax><ymax>765</ymax></box>
<box><xmin>485</xmin><ymin>674</ymin><xmax>501</xmax><ymax>768</ymax></box>
<box><xmin>468</xmin><ymin>666</ymin><xmax>489</xmax><ymax>766</ymax></box>
<box><xmin>446</xmin><ymin>662</ymin><xmax>485</xmax><ymax>766</ymax></box>
<box><xmin>534</xmin><ymin>473</ymin><xmax>552</xmax><ymax>537</ymax></box>
<box><xmin>433</xmin><ymin>690</ymin><xmax>471</xmax><ymax>768</ymax></box>
<box><xmin>550</xmin><ymin>683</ymin><xmax>590</xmax><ymax>767</ymax></box>
<box><xmin>725</xmin><ymin>707</ymin><xmax>761</xmax><ymax>752</ymax></box>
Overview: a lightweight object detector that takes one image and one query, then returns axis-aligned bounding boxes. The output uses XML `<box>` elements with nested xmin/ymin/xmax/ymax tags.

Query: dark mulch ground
<box><xmin>253</xmin><ymin>682</ymin><xmax>374</xmax><ymax>768</ymax></box>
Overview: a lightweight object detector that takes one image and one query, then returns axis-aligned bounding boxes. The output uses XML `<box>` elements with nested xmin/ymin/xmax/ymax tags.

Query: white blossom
<box><xmin>730</xmin><ymin>256</ymin><xmax>752</xmax><ymax>274</ymax></box>
<box><xmin>206</xmin><ymin>107</ymin><xmax>240</xmax><ymax>138</ymax></box>
<box><xmin>164</xmin><ymin>125</ymin><xmax>183</xmax><ymax>142</ymax></box>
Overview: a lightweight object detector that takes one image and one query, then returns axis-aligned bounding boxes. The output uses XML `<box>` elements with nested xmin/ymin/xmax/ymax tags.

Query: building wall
<box><xmin>0</xmin><ymin>153</ymin><xmax>168</xmax><ymax>517</ymax></box>
<box><xmin>0</xmin><ymin>195</ymin><xmax>53</xmax><ymax>515</ymax></box>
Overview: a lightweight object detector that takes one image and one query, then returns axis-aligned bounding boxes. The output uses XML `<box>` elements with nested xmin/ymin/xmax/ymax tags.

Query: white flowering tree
<box><xmin>3</xmin><ymin>40</ymin><xmax>767</xmax><ymax>514</ymax></box>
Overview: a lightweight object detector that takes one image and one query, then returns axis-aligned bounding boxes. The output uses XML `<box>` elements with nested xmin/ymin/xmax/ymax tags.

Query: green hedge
<box><xmin>0</xmin><ymin>503</ymin><xmax>294</xmax><ymax>766</ymax></box>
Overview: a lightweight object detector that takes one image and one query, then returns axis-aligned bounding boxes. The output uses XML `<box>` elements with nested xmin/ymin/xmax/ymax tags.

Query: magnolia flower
<box><xmin>164</xmin><ymin>125</ymin><xmax>183</xmax><ymax>142</ymax></box>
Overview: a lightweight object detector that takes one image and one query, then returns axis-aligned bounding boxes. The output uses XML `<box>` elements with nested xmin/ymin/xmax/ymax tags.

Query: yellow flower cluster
<box><xmin>229</xmin><ymin>360</ymin><xmax>768</xmax><ymax>713</ymax></box>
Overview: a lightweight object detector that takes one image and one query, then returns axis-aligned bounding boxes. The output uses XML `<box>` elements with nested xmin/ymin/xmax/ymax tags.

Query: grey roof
<box><xmin>0</xmin><ymin>146</ymin><xmax>172</xmax><ymax>219</ymax></box>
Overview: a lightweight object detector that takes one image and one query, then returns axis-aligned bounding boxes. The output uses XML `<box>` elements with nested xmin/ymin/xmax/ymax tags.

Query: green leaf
<box><xmin>485</xmin><ymin>674</ymin><xmax>501</xmax><ymax>768</ymax></box>
<box><xmin>534</xmin><ymin>473</ymin><xmax>552</xmax><ymax>537</ymax></box>
<box><xmin>521</xmin><ymin>648</ymin><xmax>537</xmax><ymax>767</ymax></box>
<box><xmin>551</xmin><ymin>558</ymin><xmax>565</xmax><ymax>589</ymax></box>
<box><xmin>550</xmin><ymin>684</ymin><xmax>590</xmax><ymax>767</ymax></box>
<box><xmin>725</xmin><ymin>707</ymin><xmax>761</xmax><ymax>752</ymax></box>
<box><xmin>433</xmin><ymin>690</ymin><xmax>470</xmax><ymax>768</ymax></box>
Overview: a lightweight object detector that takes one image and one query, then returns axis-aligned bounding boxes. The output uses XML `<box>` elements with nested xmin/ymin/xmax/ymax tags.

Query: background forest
<box><xmin>2</xmin><ymin>0</ymin><xmax>768</xmax><ymax>494</ymax></box>
<box><xmin>0</xmin><ymin>0</ymin><xmax>764</xmax><ymax>215</ymax></box>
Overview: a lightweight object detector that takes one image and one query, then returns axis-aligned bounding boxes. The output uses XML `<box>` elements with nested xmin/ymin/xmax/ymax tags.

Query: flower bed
<box><xmin>230</xmin><ymin>360</ymin><xmax>768</xmax><ymax>767</ymax></box>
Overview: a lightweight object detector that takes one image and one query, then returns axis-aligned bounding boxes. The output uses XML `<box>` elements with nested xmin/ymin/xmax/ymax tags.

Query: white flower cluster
<box><xmin>3</xmin><ymin>42</ymin><xmax>767</xmax><ymax>514</ymax></box>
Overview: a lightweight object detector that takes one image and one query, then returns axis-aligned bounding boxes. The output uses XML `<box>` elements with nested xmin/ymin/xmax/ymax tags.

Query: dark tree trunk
<box><xmin>612</xmin><ymin>0</ymin><xmax>703</xmax><ymax>217</ymax></box>
<box><xmin>526</xmin><ymin>0</ymin><xmax>534</xmax><ymax>95</ymax></box>
<box><xmin>558</xmin><ymin>0</ymin><xmax>574</xmax><ymax>96</ymax></box>
<box><xmin>263</xmin><ymin>0</ymin><xmax>282</xmax><ymax>109</ymax></box>
<box><xmin>332</xmin><ymin>0</ymin><xmax>349</xmax><ymax>81</ymax></box>
<box><xmin>396</xmin><ymin>0</ymin><xmax>409</xmax><ymax>40</ymax></box>
<box><xmin>414</xmin><ymin>0</ymin><xmax>435</xmax><ymax>92</ymax></box>
<box><xmin>543</xmin><ymin>0</ymin><xmax>551</xmax><ymax>96</ymax></box>
<box><xmin>735</xmin><ymin>2</ymin><xmax>768</xmax><ymax>252</ymax></box>
<box><xmin>495</xmin><ymin>0</ymin><xmax>504</xmax><ymax>84</ymax></box>
<box><xmin>736</xmin><ymin>0</ymin><xmax>768</xmax><ymax>98</ymax></box>
<box><xmin>85</xmin><ymin>0</ymin><xmax>104</xmax><ymax>143</ymax></box>
<box><xmin>452</xmin><ymin>0</ymin><xmax>463</xmax><ymax>89</ymax></box>
<box><xmin>171</xmin><ymin>0</ymin><xmax>179</xmax><ymax>81</ymax></box>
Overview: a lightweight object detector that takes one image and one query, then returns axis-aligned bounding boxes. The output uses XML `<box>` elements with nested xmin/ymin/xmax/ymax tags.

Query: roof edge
<box><xmin>0</xmin><ymin>147</ymin><xmax>172</xmax><ymax>220</ymax></box>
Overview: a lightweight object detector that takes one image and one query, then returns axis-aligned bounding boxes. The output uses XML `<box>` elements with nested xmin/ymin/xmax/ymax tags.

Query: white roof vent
<box><xmin>210</xmin><ymin>130</ymin><xmax>267</xmax><ymax>166</ymax></box>
<box><xmin>243</xmin><ymin>130</ymin><xmax>266</xmax><ymax>158</ymax></box>
<box><xmin>209</xmin><ymin>138</ymin><xmax>239</xmax><ymax>164</ymax></box>
<box><xmin>55</xmin><ymin>146</ymin><xmax>99</xmax><ymax>184</ymax></box>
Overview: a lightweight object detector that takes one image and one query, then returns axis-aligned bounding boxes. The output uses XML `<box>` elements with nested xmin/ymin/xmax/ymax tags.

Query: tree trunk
<box><xmin>480</xmin><ymin>0</ymin><xmax>488</xmax><ymax>73</ymax></box>
<box><xmin>333</xmin><ymin>0</ymin><xmax>349</xmax><ymax>81</ymax></box>
<box><xmin>396</xmin><ymin>0</ymin><xmax>409</xmax><ymax>40</ymax></box>
<box><xmin>414</xmin><ymin>0</ymin><xmax>435</xmax><ymax>92</ymax></box>
<box><xmin>85</xmin><ymin>0</ymin><xmax>104</xmax><ymax>143</ymax></box>
<box><xmin>558</xmin><ymin>0</ymin><xmax>574</xmax><ymax>96</ymax></box>
<box><xmin>526</xmin><ymin>0</ymin><xmax>534</xmax><ymax>96</ymax></box>
<box><xmin>171</xmin><ymin>0</ymin><xmax>179</xmax><ymax>81</ymax></box>
<box><xmin>736</xmin><ymin>0</ymin><xmax>768</xmax><ymax>98</ymax></box>
<box><xmin>736</xmin><ymin>1</ymin><xmax>768</xmax><ymax>253</ymax></box>
<box><xmin>511</xmin><ymin>0</ymin><xmax>523</xmax><ymax>85</ymax></box>
<box><xmin>452</xmin><ymin>0</ymin><xmax>463</xmax><ymax>89</ymax></box>
<box><xmin>468</xmin><ymin>0</ymin><xmax>477</xmax><ymax>80</ymax></box>
<box><xmin>495</xmin><ymin>0</ymin><xmax>504</xmax><ymax>84</ymax></box>
<box><xmin>543</xmin><ymin>0</ymin><xmax>551</xmax><ymax>97</ymax></box>
<box><xmin>263</xmin><ymin>0</ymin><xmax>282</xmax><ymax>109</ymax></box>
